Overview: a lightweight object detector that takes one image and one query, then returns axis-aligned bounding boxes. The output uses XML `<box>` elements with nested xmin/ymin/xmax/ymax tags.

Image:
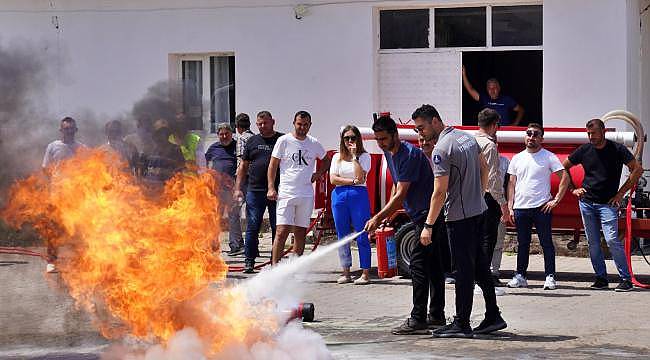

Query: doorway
<box><xmin>462</xmin><ymin>50</ymin><xmax>542</xmax><ymax>126</ymax></box>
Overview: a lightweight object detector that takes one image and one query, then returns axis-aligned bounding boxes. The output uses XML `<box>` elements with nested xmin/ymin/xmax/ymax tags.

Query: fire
<box><xmin>1</xmin><ymin>148</ymin><xmax>281</xmax><ymax>355</ymax></box>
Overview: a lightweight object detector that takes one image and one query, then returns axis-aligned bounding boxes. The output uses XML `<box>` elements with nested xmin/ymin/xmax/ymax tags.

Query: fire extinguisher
<box><xmin>375</xmin><ymin>226</ymin><xmax>398</xmax><ymax>278</ymax></box>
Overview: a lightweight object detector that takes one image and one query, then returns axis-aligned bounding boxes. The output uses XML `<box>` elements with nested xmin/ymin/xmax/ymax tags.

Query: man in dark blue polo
<box><xmin>365</xmin><ymin>115</ymin><xmax>446</xmax><ymax>335</ymax></box>
<box><xmin>462</xmin><ymin>66</ymin><xmax>524</xmax><ymax>126</ymax></box>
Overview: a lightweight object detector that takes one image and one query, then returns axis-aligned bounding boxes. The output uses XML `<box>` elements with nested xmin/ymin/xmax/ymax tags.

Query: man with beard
<box><xmin>206</xmin><ymin>123</ymin><xmax>242</xmax><ymax>256</ymax></box>
<box><xmin>42</xmin><ymin>116</ymin><xmax>87</xmax><ymax>273</ymax></box>
<box><xmin>563</xmin><ymin>119</ymin><xmax>641</xmax><ymax>292</ymax></box>
<box><xmin>364</xmin><ymin>114</ymin><xmax>446</xmax><ymax>335</ymax></box>
<box><xmin>414</xmin><ymin>104</ymin><xmax>504</xmax><ymax>338</ymax></box>
<box><xmin>506</xmin><ymin>123</ymin><xmax>569</xmax><ymax>290</ymax></box>
<box><xmin>234</xmin><ymin>111</ymin><xmax>283</xmax><ymax>273</ymax></box>
<box><xmin>268</xmin><ymin>111</ymin><xmax>330</xmax><ymax>265</ymax></box>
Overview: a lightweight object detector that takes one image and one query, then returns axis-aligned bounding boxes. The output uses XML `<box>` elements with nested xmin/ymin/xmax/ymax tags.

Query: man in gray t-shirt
<box><xmin>412</xmin><ymin>104</ymin><xmax>505</xmax><ymax>338</ymax></box>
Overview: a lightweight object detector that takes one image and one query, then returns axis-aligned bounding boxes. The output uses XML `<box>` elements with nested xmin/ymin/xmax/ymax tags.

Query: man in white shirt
<box><xmin>507</xmin><ymin>123</ymin><xmax>569</xmax><ymax>290</ymax></box>
<box><xmin>267</xmin><ymin>111</ymin><xmax>331</xmax><ymax>264</ymax></box>
<box><xmin>42</xmin><ymin>117</ymin><xmax>86</xmax><ymax>273</ymax></box>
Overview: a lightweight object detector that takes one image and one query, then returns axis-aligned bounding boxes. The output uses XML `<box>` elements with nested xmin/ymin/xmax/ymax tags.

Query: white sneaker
<box><xmin>336</xmin><ymin>276</ymin><xmax>352</xmax><ymax>284</ymax></box>
<box><xmin>353</xmin><ymin>276</ymin><xmax>370</xmax><ymax>285</ymax></box>
<box><xmin>507</xmin><ymin>274</ymin><xmax>528</xmax><ymax>288</ymax></box>
<box><xmin>475</xmin><ymin>284</ymin><xmax>506</xmax><ymax>296</ymax></box>
<box><xmin>46</xmin><ymin>263</ymin><xmax>58</xmax><ymax>273</ymax></box>
<box><xmin>543</xmin><ymin>274</ymin><xmax>557</xmax><ymax>290</ymax></box>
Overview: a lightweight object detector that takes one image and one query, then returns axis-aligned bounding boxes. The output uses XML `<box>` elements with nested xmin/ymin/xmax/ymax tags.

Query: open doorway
<box><xmin>462</xmin><ymin>50</ymin><xmax>542</xmax><ymax>126</ymax></box>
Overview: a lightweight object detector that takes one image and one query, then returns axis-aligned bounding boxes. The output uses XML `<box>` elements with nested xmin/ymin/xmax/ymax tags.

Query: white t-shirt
<box><xmin>508</xmin><ymin>148</ymin><xmax>564</xmax><ymax>209</ymax></box>
<box><xmin>329</xmin><ymin>152</ymin><xmax>371</xmax><ymax>186</ymax></box>
<box><xmin>272</xmin><ymin>133</ymin><xmax>326</xmax><ymax>198</ymax></box>
<box><xmin>42</xmin><ymin>140</ymin><xmax>85</xmax><ymax>168</ymax></box>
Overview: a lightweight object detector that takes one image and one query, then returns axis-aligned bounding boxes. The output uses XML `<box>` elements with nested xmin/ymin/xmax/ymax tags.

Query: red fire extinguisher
<box><xmin>375</xmin><ymin>226</ymin><xmax>397</xmax><ymax>278</ymax></box>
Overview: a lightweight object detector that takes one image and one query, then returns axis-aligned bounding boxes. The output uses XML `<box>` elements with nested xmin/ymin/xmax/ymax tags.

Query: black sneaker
<box><xmin>228</xmin><ymin>247</ymin><xmax>244</xmax><ymax>256</ymax></box>
<box><xmin>589</xmin><ymin>277</ymin><xmax>609</xmax><ymax>290</ymax></box>
<box><xmin>391</xmin><ymin>318</ymin><xmax>429</xmax><ymax>335</ymax></box>
<box><xmin>431</xmin><ymin>318</ymin><xmax>473</xmax><ymax>338</ymax></box>
<box><xmin>492</xmin><ymin>275</ymin><xmax>505</xmax><ymax>287</ymax></box>
<box><xmin>615</xmin><ymin>280</ymin><xmax>634</xmax><ymax>292</ymax></box>
<box><xmin>243</xmin><ymin>260</ymin><xmax>255</xmax><ymax>274</ymax></box>
<box><xmin>427</xmin><ymin>314</ymin><xmax>446</xmax><ymax>329</ymax></box>
<box><xmin>473</xmin><ymin>313</ymin><xmax>507</xmax><ymax>335</ymax></box>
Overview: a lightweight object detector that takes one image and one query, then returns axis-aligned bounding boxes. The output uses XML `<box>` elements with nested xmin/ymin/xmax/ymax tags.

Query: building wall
<box><xmin>0</xmin><ymin>0</ymin><xmax>643</xmax><ymax>151</ymax></box>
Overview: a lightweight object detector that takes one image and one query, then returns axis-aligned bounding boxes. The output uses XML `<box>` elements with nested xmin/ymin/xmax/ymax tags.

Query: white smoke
<box><xmin>106</xmin><ymin>232</ymin><xmax>362</xmax><ymax>360</ymax></box>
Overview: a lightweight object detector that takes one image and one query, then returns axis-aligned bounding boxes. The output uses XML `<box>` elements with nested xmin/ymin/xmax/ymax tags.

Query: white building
<box><xmin>0</xmin><ymin>0</ymin><xmax>649</xmax><ymax>158</ymax></box>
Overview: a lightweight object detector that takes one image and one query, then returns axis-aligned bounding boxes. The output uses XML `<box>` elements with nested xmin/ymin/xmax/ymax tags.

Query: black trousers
<box><xmin>446</xmin><ymin>212</ymin><xmax>500</xmax><ymax>326</ymax></box>
<box><xmin>410</xmin><ymin>214</ymin><xmax>446</xmax><ymax>322</ymax></box>
<box><xmin>483</xmin><ymin>193</ymin><xmax>503</xmax><ymax>266</ymax></box>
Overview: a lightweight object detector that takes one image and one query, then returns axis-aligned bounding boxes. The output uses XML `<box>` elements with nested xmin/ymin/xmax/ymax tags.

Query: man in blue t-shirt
<box><xmin>364</xmin><ymin>115</ymin><xmax>446</xmax><ymax>336</ymax></box>
<box><xmin>462</xmin><ymin>66</ymin><xmax>524</xmax><ymax>126</ymax></box>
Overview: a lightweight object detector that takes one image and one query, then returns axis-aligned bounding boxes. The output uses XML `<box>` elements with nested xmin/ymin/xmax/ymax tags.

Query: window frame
<box><xmin>169</xmin><ymin>52</ymin><xmax>235</xmax><ymax>133</ymax></box>
<box><xmin>376</xmin><ymin>3</ymin><xmax>543</xmax><ymax>54</ymax></box>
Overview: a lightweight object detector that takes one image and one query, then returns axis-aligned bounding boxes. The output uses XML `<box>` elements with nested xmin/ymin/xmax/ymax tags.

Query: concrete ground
<box><xmin>1</xmin><ymin>232</ymin><xmax>649</xmax><ymax>359</ymax></box>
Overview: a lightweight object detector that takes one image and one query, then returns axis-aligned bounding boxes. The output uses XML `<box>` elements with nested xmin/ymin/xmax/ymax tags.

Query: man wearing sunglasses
<box><xmin>507</xmin><ymin>124</ymin><xmax>569</xmax><ymax>290</ymax></box>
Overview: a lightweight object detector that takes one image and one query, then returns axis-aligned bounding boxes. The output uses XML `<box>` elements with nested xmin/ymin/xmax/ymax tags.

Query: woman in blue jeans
<box><xmin>330</xmin><ymin>125</ymin><xmax>372</xmax><ymax>285</ymax></box>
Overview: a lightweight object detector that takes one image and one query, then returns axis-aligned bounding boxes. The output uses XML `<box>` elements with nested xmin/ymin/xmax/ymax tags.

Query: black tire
<box><xmin>395</xmin><ymin>222</ymin><xmax>418</xmax><ymax>277</ymax></box>
<box><xmin>301</xmin><ymin>302</ymin><xmax>315</xmax><ymax>322</ymax></box>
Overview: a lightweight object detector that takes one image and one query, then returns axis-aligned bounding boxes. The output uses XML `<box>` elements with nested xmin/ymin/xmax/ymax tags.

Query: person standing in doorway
<box><xmin>563</xmin><ymin>119</ymin><xmax>642</xmax><ymax>292</ymax></box>
<box><xmin>268</xmin><ymin>111</ymin><xmax>330</xmax><ymax>265</ymax></box>
<box><xmin>462</xmin><ymin>66</ymin><xmax>524</xmax><ymax>126</ymax></box>
<box><xmin>234</xmin><ymin>111</ymin><xmax>283</xmax><ymax>273</ymax></box>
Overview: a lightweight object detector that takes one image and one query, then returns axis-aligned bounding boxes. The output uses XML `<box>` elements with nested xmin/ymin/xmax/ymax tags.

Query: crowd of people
<box><xmin>41</xmin><ymin>99</ymin><xmax>642</xmax><ymax>338</ymax></box>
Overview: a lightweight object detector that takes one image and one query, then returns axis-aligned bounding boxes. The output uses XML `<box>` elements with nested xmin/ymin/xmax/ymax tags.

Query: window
<box><xmin>379</xmin><ymin>9</ymin><xmax>429</xmax><ymax>49</ymax></box>
<box><xmin>175</xmin><ymin>54</ymin><xmax>235</xmax><ymax>133</ymax></box>
<box><xmin>435</xmin><ymin>7</ymin><xmax>486</xmax><ymax>48</ymax></box>
<box><xmin>492</xmin><ymin>5</ymin><xmax>543</xmax><ymax>46</ymax></box>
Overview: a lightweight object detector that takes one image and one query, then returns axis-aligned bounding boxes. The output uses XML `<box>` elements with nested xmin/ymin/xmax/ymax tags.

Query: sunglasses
<box><xmin>526</xmin><ymin>130</ymin><xmax>541</xmax><ymax>137</ymax></box>
<box><xmin>343</xmin><ymin>135</ymin><xmax>357</xmax><ymax>142</ymax></box>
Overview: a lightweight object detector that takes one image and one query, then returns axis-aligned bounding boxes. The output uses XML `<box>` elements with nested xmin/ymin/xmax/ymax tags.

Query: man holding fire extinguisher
<box><xmin>364</xmin><ymin>114</ymin><xmax>447</xmax><ymax>335</ymax></box>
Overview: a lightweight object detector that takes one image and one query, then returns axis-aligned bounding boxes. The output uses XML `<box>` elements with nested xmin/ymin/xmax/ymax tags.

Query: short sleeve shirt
<box><xmin>243</xmin><ymin>132</ymin><xmax>283</xmax><ymax>192</ymax></box>
<box><xmin>479</xmin><ymin>93</ymin><xmax>517</xmax><ymax>126</ymax></box>
<box><xmin>508</xmin><ymin>148</ymin><xmax>564</xmax><ymax>209</ymax></box>
<box><xmin>568</xmin><ymin>140</ymin><xmax>634</xmax><ymax>204</ymax></box>
<box><xmin>271</xmin><ymin>133</ymin><xmax>326</xmax><ymax>198</ymax></box>
<box><xmin>330</xmin><ymin>152</ymin><xmax>371</xmax><ymax>186</ymax></box>
<box><xmin>432</xmin><ymin>127</ymin><xmax>487</xmax><ymax>222</ymax></box>
<box><xmin>42</xmin><ymin>140</ymin><xmax>85</xmax><ymax>168</ymax></box>
<box><xmin>384</xmin><ymin>141</ymin><xmax>433</xmax><ymax>222</ymax></box>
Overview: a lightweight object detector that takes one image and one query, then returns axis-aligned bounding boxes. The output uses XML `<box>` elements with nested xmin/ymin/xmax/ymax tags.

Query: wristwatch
<box><xmin>352</xmin><ymin>178</ymin><xmax>359</xmax><ymax>185</ymax></box>
<box><xmin>423</xmin><ymin>222</ymin><xmax>435</xmax><ymax>229</ymax></box>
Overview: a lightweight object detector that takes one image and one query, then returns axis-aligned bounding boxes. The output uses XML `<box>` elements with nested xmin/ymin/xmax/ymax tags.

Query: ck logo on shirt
<box><xmin>291</xmin><ymin>150</ymin><xmax>309</xmax><ymax>166</ymax></box>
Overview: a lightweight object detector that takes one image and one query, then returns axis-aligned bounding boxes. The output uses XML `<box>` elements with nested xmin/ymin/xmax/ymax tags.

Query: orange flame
<box><xmin>1</xmin><ymin>148</ymin><xmax>279</xmax><ymax>354</ymax></box>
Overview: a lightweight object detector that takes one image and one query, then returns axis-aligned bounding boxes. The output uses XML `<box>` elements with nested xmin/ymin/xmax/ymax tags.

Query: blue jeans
<box><xmin>331</xmin><ymin>186</ymin><xmax>371</xmax><ymax>269</ymax></box>
<box><xmin>578</xmin><ymin>200</ymin><xmax>630</xmax><ymax>280</ymax></box>
<box><xmin>244</xmin><ymin>190</ymin><xmax>276</xmax><ymax>262</ymax></box>
<box><xmin>513</xmin><ymin>207</ymin><xmax>556</xmax><ymax>276</ymax></box>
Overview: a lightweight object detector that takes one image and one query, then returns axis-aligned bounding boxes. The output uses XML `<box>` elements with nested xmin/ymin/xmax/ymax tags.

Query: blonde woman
<box><xmin>330</xmin><ymin>125</ymin><xmax>372</xmax><ymax>284</ymax></box>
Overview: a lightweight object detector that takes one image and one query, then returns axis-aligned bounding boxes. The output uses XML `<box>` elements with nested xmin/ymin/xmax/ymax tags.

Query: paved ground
<box><xmin>1</xmin><ymin>232</ymin><xmax>649</xmax><ymax>359</ymax></box>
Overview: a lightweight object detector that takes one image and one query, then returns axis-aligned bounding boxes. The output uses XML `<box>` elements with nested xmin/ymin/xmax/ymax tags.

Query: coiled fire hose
<box><xmin>602</xmin><ymin>110</ymin><xmax>650</xmax><ymax>288</ymax></box>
